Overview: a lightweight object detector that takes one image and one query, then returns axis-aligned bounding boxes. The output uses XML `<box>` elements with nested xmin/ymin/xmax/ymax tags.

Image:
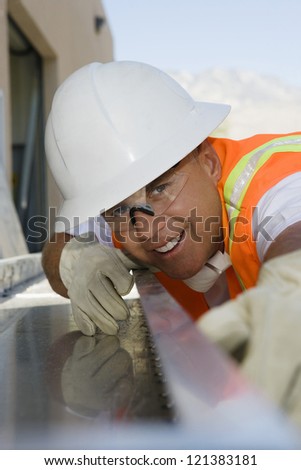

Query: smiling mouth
<box><xmin>154</xmin><ymin>231</ymin><xmax>184</xmax><ymax>253</ymax></box>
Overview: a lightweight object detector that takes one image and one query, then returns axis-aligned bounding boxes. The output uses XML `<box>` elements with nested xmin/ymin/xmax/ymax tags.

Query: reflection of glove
<box><xmin>59</xmin><ymin>233</ymin><xmax>140</xmax><ymax>335</ymax></box>
<box><xmin>61</xmin><ymin>335</ymin><xmax>133</xmax><ymax>417</ymax></box>
<box><xmin>197</xmin><ymin>250</ymin><xmax>301</xmax><ymax>427</ymax></box>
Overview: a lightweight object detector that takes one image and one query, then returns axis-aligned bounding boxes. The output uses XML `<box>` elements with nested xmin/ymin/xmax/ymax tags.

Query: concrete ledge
<box><xmin>0</xmin><ymin>253</ymin><xmax>43</xmax><ymax>296</ymax></box>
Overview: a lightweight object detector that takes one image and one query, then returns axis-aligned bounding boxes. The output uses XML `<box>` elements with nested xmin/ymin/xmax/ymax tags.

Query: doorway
<box><xmin>9</xmin><ymin>17</ymin><xmax>47</xmax><ymax>253</ymax></box>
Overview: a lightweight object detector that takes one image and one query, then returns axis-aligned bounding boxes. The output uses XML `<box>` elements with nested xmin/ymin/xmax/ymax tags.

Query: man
<box><xmin>42</xmin><ymin>61</ymin><xmax>301</xmax><ymax>425</ymax></box>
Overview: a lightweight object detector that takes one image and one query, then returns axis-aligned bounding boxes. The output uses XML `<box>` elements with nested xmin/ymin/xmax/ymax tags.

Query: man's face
<box><xmin>105</xmin><ymin>140</ymin><xmax>223</xmax><ymax>280</ymax></box>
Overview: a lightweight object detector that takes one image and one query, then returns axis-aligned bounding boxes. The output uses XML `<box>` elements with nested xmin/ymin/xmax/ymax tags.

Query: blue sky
<box><xmin>102</xmin><ymin>0</ymin><xmax>301</xmax><ymax>88</ymax></box>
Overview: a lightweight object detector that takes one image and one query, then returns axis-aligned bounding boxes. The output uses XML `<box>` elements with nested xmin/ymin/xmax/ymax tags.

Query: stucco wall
<box><xmin>8</xmin><ymin>0</ymin><xmax>113</xmax><ymax>82</ymax></box>
<box><xmin>0</xmin><ymin>0</ymin><xmax>12</xmax><ymax>179</ymax></box>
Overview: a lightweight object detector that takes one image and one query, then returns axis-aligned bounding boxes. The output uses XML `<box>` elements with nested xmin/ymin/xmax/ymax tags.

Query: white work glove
<box><xmin>59</xmin><ymin>233</ymin><xmax>142</xmax><ymax>336</ymax></box>
<box><xmin>197</xmin><ymin>249</ymin><xmax>301</xmax><ymax>428</ymax></box>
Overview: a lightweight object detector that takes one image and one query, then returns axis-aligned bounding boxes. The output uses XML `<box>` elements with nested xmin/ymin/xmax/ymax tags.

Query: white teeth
<box><xmin>155</xmin><ymin>234</ymin><xmax>181</xmax><ymax>253</ymax></box>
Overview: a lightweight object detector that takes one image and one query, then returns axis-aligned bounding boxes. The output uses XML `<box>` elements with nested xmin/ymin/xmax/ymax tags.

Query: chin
<box><xmin>162</xmin><ymin>264</ymin><xmax>203</xmax><ymax>280</ymax></box>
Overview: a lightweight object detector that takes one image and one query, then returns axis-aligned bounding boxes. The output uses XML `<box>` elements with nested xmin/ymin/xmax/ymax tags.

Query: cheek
<box><xmin>113</xmin><ymin>231</ymin><xmax>150</xmax><ymax>261</ymax></box>
<box><xmin>171</xmin><ymin>177</ymin><xmax>221</xmax><ymax>222</ymax></box>
<box><xmin>179</xmin><ymin>185</ymin><xmax>222</xmax><ymax>246</ymax></box>
<box><xmin>195</xmin><ymin>190</ymin><xmax>222</xmax><ymax>239</ymax></box>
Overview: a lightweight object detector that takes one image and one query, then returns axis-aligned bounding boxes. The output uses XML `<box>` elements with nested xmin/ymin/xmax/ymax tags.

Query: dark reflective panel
<box><xmin>0</xmin><ymin>295</ymin><xmax>173</xmax><ymax>449</ymax></box>
<box><xmin>0</xmin><ymin>275</ymin><xmax>300</xmax><ymax>450</ymax></box>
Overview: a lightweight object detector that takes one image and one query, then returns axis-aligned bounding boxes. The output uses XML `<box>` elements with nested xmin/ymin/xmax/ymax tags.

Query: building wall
<box><xmin>7</xmin><ymin>0</ymin><xmax>113</xmax><ymax>103</ymax></box>
<box><xmin>1</xmin><ymin>0</ymin><xmax>113</xmax><ymax>238</ymax></box>
<box><xmin>0</xmin><ymin>0</ymin><xmax>11</xmax><ymax>180</ymax></box>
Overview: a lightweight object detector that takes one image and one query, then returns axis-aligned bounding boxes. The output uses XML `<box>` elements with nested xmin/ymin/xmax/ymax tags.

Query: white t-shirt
<box><xmin>252</xmin><ymin>172</ymin><xmax>301</xmax><ymax>261</ymax></box>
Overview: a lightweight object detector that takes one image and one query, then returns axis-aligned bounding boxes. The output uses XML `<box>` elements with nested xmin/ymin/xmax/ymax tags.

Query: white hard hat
<box><xmin>45</xmin><ymin>61</ymin><xmax>230</xmax><ymax>231</ymax></box>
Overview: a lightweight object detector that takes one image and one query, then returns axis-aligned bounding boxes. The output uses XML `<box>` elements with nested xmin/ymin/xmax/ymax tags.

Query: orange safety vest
<box><xmin>115</xmin><ymin>132</ymin><xmax>301</xmax><ymax>321</ymax></box>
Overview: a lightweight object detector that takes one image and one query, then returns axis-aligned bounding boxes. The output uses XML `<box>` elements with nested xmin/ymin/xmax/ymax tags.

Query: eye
<box><xmin>149</xmin><ymin>183</ymin><xmax>169</xmax><ymax>197</ymax></box>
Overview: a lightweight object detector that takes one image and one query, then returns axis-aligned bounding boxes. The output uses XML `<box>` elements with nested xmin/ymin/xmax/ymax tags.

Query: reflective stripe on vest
<box><xmin>223</xmin><ymin>134</ymin><xmax>301</xmax><ymax>257</ymax></box>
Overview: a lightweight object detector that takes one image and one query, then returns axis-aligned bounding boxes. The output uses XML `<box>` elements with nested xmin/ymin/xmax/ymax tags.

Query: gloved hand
<box><xmin>61</xmin><ymin>334</ymin><xmax>133</xmax><ymax>418</ymax></box>
<box><xmin>197</xmin><ymin>249</ymin><xmax>301</xmax><ymax>428</ymax></box>
<box><xmin>59</xmin><ymin>233</ymin><xmax>142</xmax><ymax>335</ymax></box>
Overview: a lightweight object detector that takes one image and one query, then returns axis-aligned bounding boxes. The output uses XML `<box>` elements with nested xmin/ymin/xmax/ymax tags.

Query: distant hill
<box><xmin>168</xmin><ymin>68</ymin><xmax>301</xmax><ymax>139</ymax></box>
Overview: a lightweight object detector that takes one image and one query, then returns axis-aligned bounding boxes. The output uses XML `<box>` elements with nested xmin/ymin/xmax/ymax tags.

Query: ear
<box><xmin>197</xmin><ymin>140</ymin><xmax>221</xmax><ymax>183</ymax></box>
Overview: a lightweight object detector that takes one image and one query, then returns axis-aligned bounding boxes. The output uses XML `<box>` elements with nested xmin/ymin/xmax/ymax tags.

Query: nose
<box><xmin>130</xmin><ymin>210</ymin><xmax>169</xmax><ymax>246</ymax></box>
<box><xmin>129</xmin><ymin>204</ymin><xmax>155</xmax><ymax>226</ymax></box>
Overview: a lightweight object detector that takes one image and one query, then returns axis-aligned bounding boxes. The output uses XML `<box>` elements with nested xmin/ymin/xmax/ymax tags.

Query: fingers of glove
<box><xmin>71</xmin><ymin>302</ymin><xmax>97</xmax><ymax>336</ymax></box>
<box><xmin>86</xmin><ymin>290</ymin><xmax>120</xmax><ymax>335</ymax></box>
<box><xmin>97</xmin><ymin>349</ymin><xmax>133</xmax><ymax>391</ymax></box>
<box><xmin>70</xmin><ymin>288</ymin><xmax>120</xmax><ymax>336</ymax></box>
<box><xmin>92</xmin><ymin>336</ymin><xmax>121</xmax><ymax>364</ymax></box>
<box><xmin>99</xmin><ymin>253</ymin><xmax>135</xmax><ymax>296</ymax></box>
<box><xmin>72</xmin><ymin>336</ymin><xmax>96</xmax><ymax>360</ymax></box>
<box><xmin>90</xmin><ymin>272</ymin><xmax>130</xmax><ymax>321</ymax></box>
<box><xmin>197</xmin><ymin>297</ymin><xmax>250</xmax><ymax>353</ymax></box>
<box><xmin>72</xmin><ymin>336</ymin><xmax>121</xmax><ymax>374</ymax></box>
